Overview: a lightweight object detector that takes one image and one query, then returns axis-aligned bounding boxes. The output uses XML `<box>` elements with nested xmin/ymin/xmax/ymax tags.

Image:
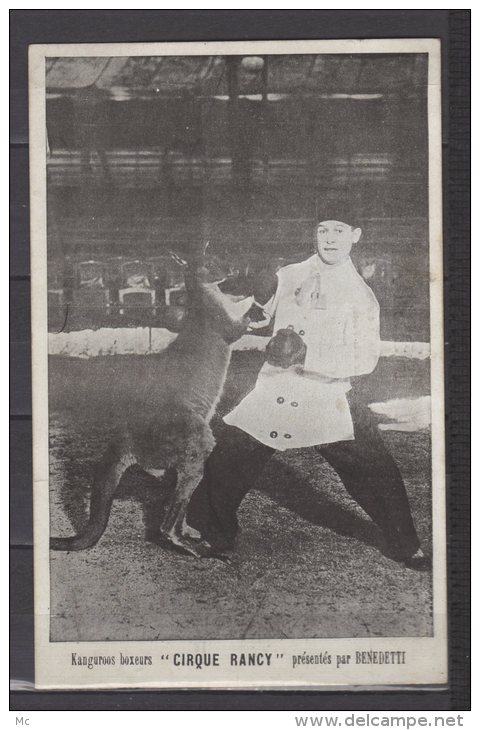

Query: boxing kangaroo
<box><xmin>50</xmin><ymin>251</ymin><xmax>254</xmax><ymax>557</ymax></box>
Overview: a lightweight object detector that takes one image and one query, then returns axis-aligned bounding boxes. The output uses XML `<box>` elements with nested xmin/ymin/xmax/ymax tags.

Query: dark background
<box><xmin>10</xmin><ymin>9</ymin><xmax>470</xmax><ymax>712</ymax></box>
<box><xmin>45</xmin><ymin>52</ymin><xmax>429</xmax><ymax>340</ymax></box>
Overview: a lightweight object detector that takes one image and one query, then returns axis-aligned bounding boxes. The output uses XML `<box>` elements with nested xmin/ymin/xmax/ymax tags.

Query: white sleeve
<box><xmin>348</xmin><ymin>296</ymin><xmax>381</xmax><ymax>376</ymax></box>
<box><xmin>305</xmin><ymin>294</ymin><xmax>380</xmax><ymax>378</ymax></box>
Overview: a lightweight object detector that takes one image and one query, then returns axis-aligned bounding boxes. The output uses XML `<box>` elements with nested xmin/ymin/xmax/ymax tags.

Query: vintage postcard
<box><xmin>30</xmin><ymin>39</ymin><xmax>446</xmax><ymax>689</ymax></box>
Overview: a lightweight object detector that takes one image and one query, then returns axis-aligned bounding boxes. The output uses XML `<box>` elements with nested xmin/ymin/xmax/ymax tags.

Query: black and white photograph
<box><xmin>30</xmin><ymin>39</ymin><xmax>446</xmax><ymax>689</ymax></box>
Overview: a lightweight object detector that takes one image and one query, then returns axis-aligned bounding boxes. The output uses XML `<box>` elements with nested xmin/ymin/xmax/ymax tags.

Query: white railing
<box><xmin>48</xmin><ymin>327</ymin><xmax>430</xmax><ymax>361</ymax></box>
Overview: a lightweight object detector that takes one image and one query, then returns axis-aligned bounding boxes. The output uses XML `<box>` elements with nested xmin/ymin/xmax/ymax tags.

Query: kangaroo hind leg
<box><xmin>50</xmin><ymin>441</ymin><xmax>136</xmax><ymax>551</ymax></box>
<box><xmin>160</xmin><ymin>458</ymin><xmax>211</xmax><ymax>557</ymax></box>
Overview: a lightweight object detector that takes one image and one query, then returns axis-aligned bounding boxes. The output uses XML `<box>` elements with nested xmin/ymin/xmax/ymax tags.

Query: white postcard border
<box><xmin>29</xmin><ymin>37</ymin><xmax>446</xmax><ymax>690</ymax></box>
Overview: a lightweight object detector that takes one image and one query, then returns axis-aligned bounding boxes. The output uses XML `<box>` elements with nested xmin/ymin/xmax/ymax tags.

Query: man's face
<box><xmin>316</xmin><ymin>220</ymin><xmax>361</xmax><ymax>266</ymax></box>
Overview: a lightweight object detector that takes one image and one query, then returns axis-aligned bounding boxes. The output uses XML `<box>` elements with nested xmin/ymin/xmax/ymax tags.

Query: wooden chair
<box><xmin>118</xmin><ymin>260</ymin><xmax>155</xmax><ymax>315</ymax></box>
<box><xmin>149</xmin><ymin>255</ymin><xmax>186</xmax><ymax>306</ymax></box>
<box><xmin>72</xmin><ymin>260</ymin><xmax>111</xmax><ymax>313</ymax></box>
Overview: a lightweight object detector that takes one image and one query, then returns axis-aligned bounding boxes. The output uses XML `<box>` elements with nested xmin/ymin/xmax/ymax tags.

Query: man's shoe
<box><xmin>199</xmin><ymin>541</ymin><xmax>234</xmax><ymax>561</ymax></box>
<box><xmin>403</xmin><ymin>548</ymin><xmax>432</xmax><ymax>572</ymax></box>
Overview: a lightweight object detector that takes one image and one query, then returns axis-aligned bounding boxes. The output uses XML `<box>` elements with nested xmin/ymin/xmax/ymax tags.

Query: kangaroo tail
<box><xmin>50</xmin><ymin>489</ymin><xmax>115</xmax><ymax>551</ymax></box>
<box><xmin>50</xmin><ymin>446</ymin><xmax>133</xmax><ymax>551</ymax></box>
<box><xmin>50</xmin><ymin>518</ymin><xmax>110</xmax><ymax>551</ymax></box>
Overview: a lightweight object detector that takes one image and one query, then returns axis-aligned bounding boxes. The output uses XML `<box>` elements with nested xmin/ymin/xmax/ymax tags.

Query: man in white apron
<box><xmin>187</xmin><ymin>210</ymin><xmax>428</xmax><ymax>570</ymax></box>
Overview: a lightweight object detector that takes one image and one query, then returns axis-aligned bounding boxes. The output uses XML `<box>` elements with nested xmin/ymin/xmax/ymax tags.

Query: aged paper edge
<box><xmin>29</xmin><ymin>37</ymin><xmax>446</xmax><ymax>690</ymax></box>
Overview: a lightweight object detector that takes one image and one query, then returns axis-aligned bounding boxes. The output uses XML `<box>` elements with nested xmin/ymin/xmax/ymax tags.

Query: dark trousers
<box><xmin>187</xmin><ymin>394</ymin><xmax>421</xmax><ymax>560</ymax></box>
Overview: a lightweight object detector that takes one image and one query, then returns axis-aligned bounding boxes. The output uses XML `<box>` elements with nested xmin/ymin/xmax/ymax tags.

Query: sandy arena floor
<box><xmin>48</xmin><ymin>352</ymin><xmax>433</xmax><ymax>642</ymax></box>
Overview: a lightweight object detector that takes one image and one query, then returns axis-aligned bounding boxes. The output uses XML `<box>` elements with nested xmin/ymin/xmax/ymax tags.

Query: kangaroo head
<box><xmin>195</xmin><ymin>275</ymin><xmax>254</xmax><ymax>345</ymax></box>
<box><xmin>169</xmin><ymin>249</ymin><xmax>254</xmax><ymax>344</ymax></box>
